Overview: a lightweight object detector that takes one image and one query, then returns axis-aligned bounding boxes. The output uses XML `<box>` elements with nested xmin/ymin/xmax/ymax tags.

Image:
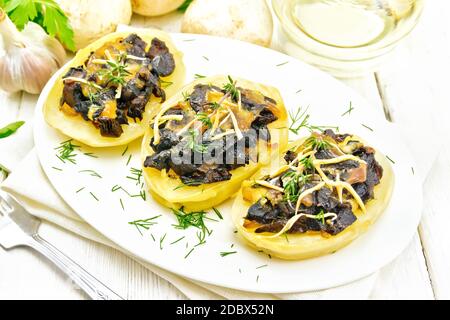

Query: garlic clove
<box><xmin>0</xmin><ymin>9</ymin><xmax>67</xmax><ymax>94</ymax></box>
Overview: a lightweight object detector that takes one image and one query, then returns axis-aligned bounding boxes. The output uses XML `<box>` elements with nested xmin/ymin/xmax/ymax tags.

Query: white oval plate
<box><xmin>34</xmin><ymin>34</ymin><xmax>422</xmax><ymax>293</ymax></box>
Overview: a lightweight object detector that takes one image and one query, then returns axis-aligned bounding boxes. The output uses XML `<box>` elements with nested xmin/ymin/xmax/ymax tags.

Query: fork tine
<box><xmin>0</xmin><ymin>192</ymin><xmax>13</xmax><ymax>216</ymax></box>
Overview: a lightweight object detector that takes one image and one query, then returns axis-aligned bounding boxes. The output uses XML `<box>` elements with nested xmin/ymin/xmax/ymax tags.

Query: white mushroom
<box><xmin>181</xmin><ymin>0</ymin><xmax>273</xmax><ymax>47</ymax></box>
<box><xmin>56</xmin><ymin>0</ymin><xmax>132</xmax><ymax>50</ymax></box>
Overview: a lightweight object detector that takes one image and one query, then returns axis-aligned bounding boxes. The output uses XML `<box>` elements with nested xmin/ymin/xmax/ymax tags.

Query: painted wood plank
<box><xmin>374</xmin><ymin>1</ymin><xmax>450</xmax><ymax>299</ymax></box>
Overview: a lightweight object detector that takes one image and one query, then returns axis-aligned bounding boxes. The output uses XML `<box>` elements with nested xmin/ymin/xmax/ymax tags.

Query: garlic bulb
<box><xmin>0</xmin><ymin>9</ymin><xmax>66</xmax><ymax>94</ymax></box>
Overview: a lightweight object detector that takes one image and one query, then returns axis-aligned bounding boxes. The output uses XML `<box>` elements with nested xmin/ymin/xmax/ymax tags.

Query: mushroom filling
<box><xmin>60</xmin><ymin>34</ymin><xmax>176</xmax><ymax>137</ymax></box>
<box><xmin>243</xmin><ymin>130</ymin><xmax>384</xmax><ymax>236</ymax></box>
<box><xmin>144</xmin><ymin>79</ymin><xmax>279</xmax><ymax>186</ymax></box>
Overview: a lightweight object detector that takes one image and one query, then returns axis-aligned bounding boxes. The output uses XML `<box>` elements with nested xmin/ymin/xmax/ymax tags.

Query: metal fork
<box><xmin>0</xmin><ymin>191</ymin><xmax>124</xmax><ymax>300</ymax></box>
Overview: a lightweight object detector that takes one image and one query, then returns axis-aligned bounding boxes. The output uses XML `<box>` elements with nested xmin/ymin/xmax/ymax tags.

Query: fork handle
<box><xmin>27</xmin><ymin>235</ymin><xmax>124</xmax><ymax>300</ymax></box>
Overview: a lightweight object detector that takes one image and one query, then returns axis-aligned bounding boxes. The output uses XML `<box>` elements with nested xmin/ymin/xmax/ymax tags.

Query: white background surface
<box><xmin>0</xmin><ymin>1</ymin><xmax>449</xmax><ymax>299</ymax></box>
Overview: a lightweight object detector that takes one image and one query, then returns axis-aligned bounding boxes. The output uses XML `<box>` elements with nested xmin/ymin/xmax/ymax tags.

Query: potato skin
<box><xmin>232</xmin><ymin>139</ymin><xmax>395</xmax><ymax>260</ymax></box>
<box><xmin>141</xmin><ymin>75</ymin><xmax>289</xmax><ymax>211</ymax></box>
<box><xmin>43</xmin><ymin>30</ymin><xmax>185</xmax><ymax>148</ymax></box>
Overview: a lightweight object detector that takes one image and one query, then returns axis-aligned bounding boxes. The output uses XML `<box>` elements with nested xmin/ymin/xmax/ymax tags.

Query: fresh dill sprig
<box><xmin>187</xmin><ymin>129</ymin><xmax>208</xmax><ymax>153</ymax></box>
<box><xmin>194</xmin><ymin>74</ymin><xmax>206</xmax><ymax>79</ymax></box>
<box><xmin>128</xmin><ymin>215</ymin><xmax>161</xmax><ymax>236</ymax></box>
<box><xmin>79</xmin><ymin>169</ymin><xmax>102</xmax><ymax>179</ymax></box>
<box><xmin>196</xmin><ymin>112</ymin><xmax>212</xmax><ymax>128</ymax></box>
<box><xmin>282</xmin><ymin>172</ymin><xmax>311</xmax><ymax>202</ymax></box>
<box><xmin>99</xmin><ymin>54</ymin><xmax>130</xmax><ymax>86</ymax></box>
<box><xmin>121</xmin><ymin>145</ymin><xmax>129</xmax><ymax>156</ymax></box>
<box><xmin>256</xmin><ymin>264</ymin><xmax>268</xmax><ymax>269</ymax></box>
<box><xmin>289</xmin><ymin>107</ymin><xmax>339</xmax><ymax>135</ymax></box>
<box><xmin>223</xmin><ymin>76</ymin><xmax>239</xmax><ymax>102</ymax></box>
<box><xmin>305</xmin><ymin>136</ymin><xmax>332</xmax><ymax>151</ymax></box>
<box><xmin>55</xmin><ymin>139</ymin><xmax>80</xmax><ymax>164</ymax></box>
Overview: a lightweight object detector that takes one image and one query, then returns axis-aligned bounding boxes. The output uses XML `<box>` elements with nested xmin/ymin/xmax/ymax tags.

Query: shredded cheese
<box><xmin>225</xmin><ymin>105</ymin><xmax>244</xmax><ymax>140</ymax></box>
<box><xmin>295</xmin><ymin>182</ymin><xmax>326</xmax><ymax>213</ymax></box>
<box><xmin>115</xmin><ymin>84</ymin><xmax>122</xmax><ymax>99</ymax></box>
<box><xmin>63</xmin><ymin>77</ymin><xmax>102</xmax><ymax>90</ymax></box>
<box><xmin>263</xmin><ymin>212</ymin><xmax>338</xmax><ymax>239</ymax></box>
<box><xmin>313</xmin><ymin>154</ymin><xmax>366</xmax><ymax>166</ymax></box>
<box><xmin>211</xmin><ymin>130</ymin><xmax>236</xmax><ymax>141</ymax></box>
<box><xmin>254</xmin><ymin>180</ymin><xmax>284</xmax><ymax>193</ymax></box>
<box><xmin>151</xmin><ymin>115</ymin><xmax>184</xmax><ymax>125</ymax></box>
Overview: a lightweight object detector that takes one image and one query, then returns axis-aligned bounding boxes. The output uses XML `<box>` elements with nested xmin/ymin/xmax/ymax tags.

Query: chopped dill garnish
<box><xmin>314</xmin><ymin>210</ymin><xmax>326</xmax><ymax>224</ymax></box>
<box><xmin>361</xmin><ymin>123</ymin><xmax>374</xmax><ymax>132</ymax></box>
<box><xmin>195</xmin><ymin>230</ymin><xmax>207</xmax><ymax>247</ymax></box>
<box><xmin>284</xmin><ymin>233</ymin><xmax>290</xmax><ymax>243</ymax></box>
<box><xmin>289</xmin><ymin>107</ymin><xmax>339</xmax><ymax>135</ymax></box>
<box><xmin>121</xmin><ymin>145</ymin><xmax>129</xmax><ymax>156</ymax></box>
<box><xmin>305</xmin><ymin>136</ymin><xmax>332</xmax><ymax>151</ymax></box>
<box><xmin>202</xmin><ymin>56</ymin><xmax>209</xmax><ymax>61</ymax></box>
<box><xmin>194</xmin><ymin>73</ymin><xmax>206</xmax><ymax>79</ymax></box>
<box><xmin>341</xmin><ymin>101</ymin><xmax>354</xmax><ymax>117</ymax></box>
<box><xmin>128</xmin><ymin>215</ymin><xmax>161</xmax><ymax>236</ymax></box>
<box><xmin>296</xmin><ymin>89</ymin><xmax>302</xmax><ymax>94</ymax></box>
<box><xmin>126</xmin><ymin>154</ymin><xmax>132</xmax><ymax>166</ymax></box>
<box><xmin>150</xmin><ymin>233</ymin><xmax>156</xmax><ymax>242</ymax></box>
<box><xmin>52</xmin><ymin>167</ymin><xmax>63</xmax><ymax>171</ymax></box>
<box><xmin>89</xmin><ymin>192</ymin><xmax>99</xmax><ymax>202</ymax></box>
<box><xmin>160</xmin><ymin>79</ymin><xmax>173</xmax><ymax>88</ymax></box>
<box><xmin>184</xmin><ymin>248</ymin><xmax>195</xmax><ymax>259</ymax></box>
<box><xmin>196</xmin><ymin>112</ymin><xmax>213</xmax><ymax>128</ymax></box>
<box><xmin>282</xmin><ymin>171</ymin><xmax>311</xmax><ymax>202</ymax></box>
<box><xmin>79</xmin><ymin>170</ymin><xmax>102</xmax><ymax>179</ymax></box>
<box><xmin>411</xmin><ymin>167</ymin><xmax>415</xmax><ymax>175</ymax></box>
<box><xmin>76</xmin><ymin>187</ymin><xmax>85</xmax><ymax>193</ymax></box>
<box><xmin>127</xmin><ymin>168</ymin><xmax>143</xmax><ymax>185</ymax></box>
<box><xmin>223</xmin><ymin>75</ymin><xmax>239</xmax><ymax>102</ymax></box>
<box><xmin>170</xmin><ymin>236</ymin><xmax>185</xmax><ymax>245</ymax></box>
<box><xmin>120</xmin><ymin>199</ymin><xmax>125</xmax><ymax>211</ymax></box>
<box><xmin>256</xmin><ymin>275</ymin><xmax>260</xmax><ymax>283</ymax></box>
<box><xmin>276</xmin><ymin>61</ymin><xmax>289</xmax><ymax>67</ymax></box>
<box><xmin>172</xmin><ymin>207</ymin><xmax>212</xmax><ymax>246</ymax></box>
<box><xmin>256</xmin><ymin>264</ymin><xmax>268</xmax><ymax>270</ymax></box>
<box><xmin>160</xmin><ymin>233</ymin><xmax>167</xmax><ymax>250</ymax></box>
<box><xmin>187</xmin><ymin>129</ymin><xmax>208</xmax><ymax>153</ymax></box>
<box><xmin>84</xmin><ymin>152</ymin><xmax>98</xmax><ymax>158</ymax></box>
<box><xmin>213</xmin><ymin>207</ymin><xmax>223</xmax><ymax>220</ymax></box>
<box><xmin>182</xmin><ymin>91</ymin><xmax>191</xmax><ymax>101</ymax></box>
<box><xmin>220</xmin><ymin>251</ymin><xmax>237</xmax><ymax>257</ymax></box>
<box><xmin>55</xmin><ymin>139</ymin><xmax>80</xmax><ymax>164</ymax></box>
<box><xmin>386</xmin><ymin>155</ymin><xmax>396</xmax><ymax>164</ymax></box>
<box><xmin>98</xmin><ymin>54</ymin><xmax>130</xmax><ymax>86</ymax></box>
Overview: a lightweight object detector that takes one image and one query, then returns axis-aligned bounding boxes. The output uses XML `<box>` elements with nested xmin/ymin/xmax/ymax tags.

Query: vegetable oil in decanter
<box><xmin>289</xmin><ymin>0</ymin><xmax>416</xmax><ymax>48</ymax></box>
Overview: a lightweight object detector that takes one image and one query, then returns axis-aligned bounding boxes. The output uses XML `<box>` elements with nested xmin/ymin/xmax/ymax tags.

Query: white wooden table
<box><xmin>1</xmin><ymin>2</ymin><xmax>449</xmax><ymax>300</ymax></box>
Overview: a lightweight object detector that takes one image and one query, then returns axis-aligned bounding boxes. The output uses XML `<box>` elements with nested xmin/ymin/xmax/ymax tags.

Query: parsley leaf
<box><xmin>2</xmin><ymin>0</ymin><xmax>75</xmax><ymax>51</ymax></box>
<box><xmin>0</xmin><ymin>121</ymin><xmax>25</xmax><ymax>139</ymax></box>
